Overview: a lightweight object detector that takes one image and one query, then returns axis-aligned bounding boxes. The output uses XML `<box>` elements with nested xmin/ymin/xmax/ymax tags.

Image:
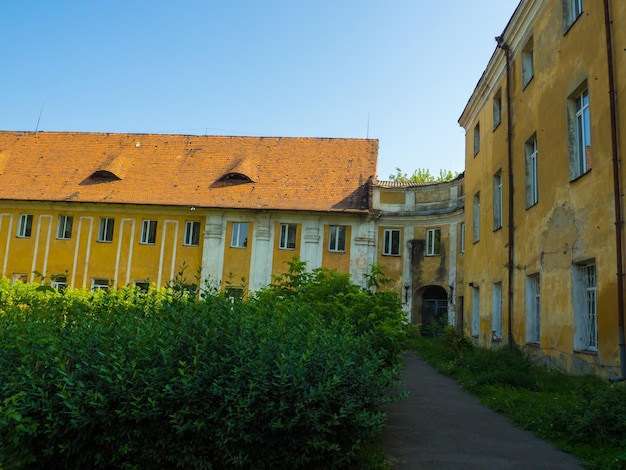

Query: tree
<box><xmin>388</xmin><ymin>167</ymin><xmax>459</xmax><ymax>183</ymax></box>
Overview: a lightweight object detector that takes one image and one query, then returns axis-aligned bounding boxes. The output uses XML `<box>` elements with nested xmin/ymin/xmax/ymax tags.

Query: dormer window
<box><xmin>211</xmin><ymin>172</ymin><xmax>254</xmax><ymax>188</ymax></box>
<box><xmin>219</xmin><ymin>172</ymin><xmax>252</xmax><ymax>183</ymax></box>
<box><xmin>81</xmin><ymin>170</ymin><xmax>121</xmax><ymax>185</ymax></box>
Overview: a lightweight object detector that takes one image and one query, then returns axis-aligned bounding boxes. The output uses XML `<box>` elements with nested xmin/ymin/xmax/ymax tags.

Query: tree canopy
<box><xmin>387</xmin><ymin>167</ymin><xmax>460</xmax><ymax>183</ymax></box>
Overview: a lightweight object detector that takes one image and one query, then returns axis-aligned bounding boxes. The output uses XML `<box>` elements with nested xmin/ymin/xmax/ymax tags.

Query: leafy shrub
<box><xmin>0</xmin><ymin>263</ymin><xmax>405</xmax><ymax>469</ymax></box>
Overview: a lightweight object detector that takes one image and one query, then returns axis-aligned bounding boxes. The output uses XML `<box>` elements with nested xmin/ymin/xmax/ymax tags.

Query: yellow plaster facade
<box><xmin>459</xmin><ymin>0</ymin><xmax>626</xmax><ymax>377</ymax></box>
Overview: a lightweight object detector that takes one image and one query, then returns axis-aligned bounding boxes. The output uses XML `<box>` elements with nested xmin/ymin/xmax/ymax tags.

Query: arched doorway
<box><xmin>421</xmin><ymin>285</ymin><xmax>448</xmax><ymax>335</ymax></box>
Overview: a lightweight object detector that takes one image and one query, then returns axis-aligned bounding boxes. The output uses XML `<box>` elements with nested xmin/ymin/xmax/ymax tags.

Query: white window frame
<box><xmin>183</xmin><ymin>221</ymin><xmax>201</xmax><ymax>246</ymax></box>
<box><xmin>563</xmin><ymin>0</ymin><xmax>583</xmax><ymax>32</ymax></box>
<box><xmin>231</xmin><ymin>222</ymin><xmax>248</xmax><ymax>248</ymax></box>
<box><xmin>51</xmin><ymin>276</ymin><xmax>67</xmax><ymax>291</ymax></box>
<box><xmin>471</xmin><ymin>286</ymin><xmax>480</xmax><ymax>337</ymax></box>
<box><xmin>570</xmin><ymin>87</ymin><xmax>591</xmax><ymax>179</ymax></box>
<box><xmin>573</xmin><ymin>261</ymin><xmax>598</xmax><ymax>351</ymax></box>
<box><xmin>12</xmin><ymin>273</ymin><xmax>28</xmax><ymax>285</ymax></box>
<box><xmin>493</xmin><ymin>171</ymin><xmax>503</xmax><ymax>230</ymax></box>
<box><xmin>98</xmin><ymin>217</ymin><xmax>115</xmax><ymax>242</ymax></box>
<box><xmin>425</xmin><ymin>228</ymin><xmax>441</xmax><ymax>256</ymax></box>
<box><xmin>493</xmin><ymin>90</ymin><xmax>502</xmax><ymax>129</ymax></box>
<box><xmin>57</xmin><ymin>215</ymin><xmax>73</xmax><ymax>240</ymax></box>
<box><xmin>525</xmin><ymin>135</ymin><xmax>539</xmax><ymax>208</ymax></box>
<box><xmin>473</xmin><ymin>192</ymin><xmax>480</xmax><ymax>243</ymax></box>
<box><xmin>492</xmin><ymin>282</ymin><xmax>503</xmax><ymax>340</ymax></box>
<box><xmin>279</xmin><ymin>223</ymin><xmax>297</xmax><ymax>250</ymax></box>
<box><xmin>140</xmin><ymin>219</ymin><xmax>157</xmax><ymax>245</ymax></box>
<box><xmin>383</xmin><ymin>229</ymin><xmax>401</xmax><ymax>256</ymax></box>
<box><xmin>525</xmin><ymin>274</ymin><xmax>541</xmax><ymax>344</ymax></box>
<box><xmin>17</xmin><ymin>214</ymin><xmax>33</xmax><ymax>238</ymax></box>
<box><xmin>91</xmin><ymin>278</ymin><xmax>110</xmax><ymax>292</ymax></box>
<box><xmin>328</xmin><ymin>225</ymin><xmax>347</xmax><ymax>252</ymax></box>
<box><xmin>473</xmin><ymin>123</ymin><xmax>480</xmax><ymax>155</ymax></box>
<box><xmin>522</xmin><ymin>37</ymin><xmax>534</xmax><ymax>88</ymax></box>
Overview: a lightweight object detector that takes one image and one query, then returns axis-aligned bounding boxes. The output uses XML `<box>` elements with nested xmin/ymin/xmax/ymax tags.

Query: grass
<box><xmin>408</xmin><ymin>327</ymin><xmax>626</xmax><ymax>470</ymax></box>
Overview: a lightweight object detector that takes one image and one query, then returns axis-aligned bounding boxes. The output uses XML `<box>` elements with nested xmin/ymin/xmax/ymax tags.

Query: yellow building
<box><xmin>459</xmin><ymin>0</ymin><xmax>626</xmax><ymax>378</ymax></box>
<box><xmin>0</xmin><ymin>132</ymin><xmax>378</xmax><ymax>296</ymax></box>
<box><xmin>372</xmin><ymin>178</ymin><xmax>465</xmax><ymax>329</ymax></box>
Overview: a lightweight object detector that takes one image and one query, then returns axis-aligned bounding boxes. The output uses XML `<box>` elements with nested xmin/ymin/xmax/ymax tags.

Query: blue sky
<box><xmin>1</xmin><ymin>1</ymin><xmax>519</xmax><ymax>180</ymax></box>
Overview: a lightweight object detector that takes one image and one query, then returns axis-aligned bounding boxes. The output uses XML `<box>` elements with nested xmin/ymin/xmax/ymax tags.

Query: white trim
<box><xmin>158</xmin><ymin>220</ymin><xmax>179</xmax><ymax>287</ymax></box>
<box><xmin>0</xmin><ymin>214</ymin><xmax>14</xmax><ymax>277</ymax></box>
<box><xmin>115</xmin><ymin>218</ymin><xmax>136</xmax><ymax>286</ymax></box>
<box><xmin>30</xmin><ymin>215</ymin><xmax>53</xmax><ymax>283</ymax></box>
<box><xmin>72</xmin><ymin>216</ymin><xmax>94</xmax><ymax>289</ymax></box>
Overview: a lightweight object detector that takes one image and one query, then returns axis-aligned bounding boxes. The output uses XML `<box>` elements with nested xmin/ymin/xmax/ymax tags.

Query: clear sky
<box><xmin>1</xmin><ymin>1</ymin><xmax>519</xmax><ymax>180</ymax></box>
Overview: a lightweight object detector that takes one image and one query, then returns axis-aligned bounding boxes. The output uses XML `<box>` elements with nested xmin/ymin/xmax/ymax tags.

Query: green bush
<box><xmin>0</xmin><ymin>264</ymin><xmax>404</xmax><ymax>469</ymax></box>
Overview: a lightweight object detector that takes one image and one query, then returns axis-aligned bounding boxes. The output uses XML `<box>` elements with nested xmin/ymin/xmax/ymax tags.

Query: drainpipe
<box><xmin>496</xmin><ymin>35</ymin><xmax>515</xmax><ymax>350</ymax></box>
<box><xmin>604</xmin><ymin>0</ymin><xmax>626</xmax><ymax>382</ymax></box>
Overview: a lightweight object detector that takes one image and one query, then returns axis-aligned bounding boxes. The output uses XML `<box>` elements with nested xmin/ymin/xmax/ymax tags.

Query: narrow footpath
<box><xmin>380</xmin><ymin>352</ymin><xmax>584</xmax><ymax>469</ymax></box>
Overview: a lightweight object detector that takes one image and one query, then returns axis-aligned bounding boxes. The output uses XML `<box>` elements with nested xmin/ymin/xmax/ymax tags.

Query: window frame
<box><xmin>382</xmin><ymin>228</ymin><xmax>401</xmax><ymax>256</ymax></box>
<box><xmin>522</xmin><ymin>37</ymin><xmax>534</xmax><ymax>88</ymax></box>
<box><xmin>91</xmin><ymin>278</ymin><xmax>110</xmax><ymax>292</ymax></box>
<box><xmin>493</xmin><ymin>90</ymin><xmax>502</xmax><ymax>129</ymax></box>
<box><xmin>17</xmin><ymin>214</ymin><xmax>33</xmax><ymax>238</ymax></box>
<box><xmin>471</xmin><ymin>286</ymin><xmax>480</xmax><ymax>337</ymax></box>
<box><xmin>183</xmin><ymin>221</ymin><xmax>201</xmax><ymax>246</ymax></box>
<box><xmin>573</xmin><ymin>261</ymin><xmax>598</xmax><ymax>352</ymax></box>
<box><xmin>525</xmin><ymin>134</ymin><xmax>539</xmax><ymax>208</ymax></box>
<box><xmin>569</xmin><ymin>87</ymin><xmax>591</xmax><ymax>180</ymax></box>
<box><xmin>425</xmin><ymin>228</ymin><xmax>441</xmax><ymax>256</ymax></box>
<box><xmin>525</xmin><ymin>274</ymin><xmax>541</xmax><ymax>344</ymax></box>
<box><xmin>563</xmin><ymin>0</ymin><xmax>583</xmax><ymax>32</ymax></box>
<box><xmin>328</xmin><ymin>225</ymin><xmax>347</xmax><ymax>253</ymax></box>
<box><xmin>473</xmin><ymin>192</ymin><xmax>480</xmax><ymax>243</ymax></box>
<box><xmin>473</xmin><ymin>123</ymin><xmax>480</xmax><ymax>156</ymax></box>
<box><xmin>51</xmin><ymin>276</ymin><xmax>67</xmax><ymax>292</ymax></box>
<box><xmin>140</xmin><ymin>219</ymin><xmax>158</xmax><ymax>245</ymax></box>
<box><xmin>493</xmin><ymin>171</ymin><xmax>503</xmax><ymax>230</ymax></box>
<box><xmin>231</xmin><ymin>222</ymin><xmax>249</xmax><ymax>248</ymax></box>
<box><xmin>57</xmin><ymin>215</ymin><xmax>73</xmax><ymax>240</ymax></box>
<box><xmin>98</xmin><ymin>217</ymin><xmax>115</xmax><ymax>243</ymax></box>
<box><xmin>279</xmin><ymin>223</ymin><xmax>297</xmax><ymax>250</ymax></box>
<box><xmin>459</xmin><ymin>223</ymin><xmax>465</xmax><ymax>254</ymax></box>
<box><xmin>492</xmin><ymin>282</ymin><xmax>503</xmax><ymax>340</ymax></box>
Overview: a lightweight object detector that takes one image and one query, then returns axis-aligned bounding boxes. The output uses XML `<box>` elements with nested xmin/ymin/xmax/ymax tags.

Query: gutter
<box><xmin>604</xmin><ymin>0</ymin><xmax>626</xmax><ymax>382</ymax></box>
<box><xmin>496</xmin><ymin>35</ymin><xmax>516</xmax><ymax>350</ymax></box>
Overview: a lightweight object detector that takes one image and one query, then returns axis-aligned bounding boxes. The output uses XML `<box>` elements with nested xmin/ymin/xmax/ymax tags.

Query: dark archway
<box><xmin>421</xmin><ymin>285</ymin><xmax>448</xmax><ymax>335</ymax></box>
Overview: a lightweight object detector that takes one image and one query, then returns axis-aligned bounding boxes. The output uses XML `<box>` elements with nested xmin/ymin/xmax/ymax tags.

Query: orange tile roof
<box><xmin>0</xmin><ymin>132</ymin><xmax>378</xmax><ymax>213</ymax></box>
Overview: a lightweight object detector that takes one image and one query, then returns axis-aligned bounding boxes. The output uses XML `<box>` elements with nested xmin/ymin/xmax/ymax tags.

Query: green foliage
<box><xmin>413</xmin><ymin>333</ymin><xmax>626</xmax><ymax>469</ymax></box>
<box><xmin>388</xmin><ymin>167</ymin><xmax>459</xmax><ymax>183</ymax></box>
<box><xmin>0</xmin><ymin>261</ymin><xmax>406</xmax><ymax>469</ymax></box>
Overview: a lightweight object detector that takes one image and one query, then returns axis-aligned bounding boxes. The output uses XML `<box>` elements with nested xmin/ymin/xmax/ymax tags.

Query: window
<box><xmin>140</xmin><ymin>220</ymin><xmax>157</xmax><ymax>245</ymax></box>
<box><xmin>522</xmin><ymin>37</ymin><xmax>534</xmax><ymax>87</ymax></box>
<box><xmin>425</xmin><ymin>228</ymin><xmax>441</xmax><ymax>256</ymax></box>
<box><xmin>569</xmin><ymin>87</ymin><xmax>591</xmax><ymax>179</ymax></box>
<box><xmin>57</xmin><ymin>215</ymin><xmax>73</xmax><ymax>240</ymax></box>
<box><xmin>12</xmin><ymin>273</ymin><xmax>28</xmax><ymax>285</ymax></box>
<box><xmin>525</xmin><ymin>135</ymin><xmax>539</xmax><ymax>207</ymax></box>
<box><xmin>459</xmin><ymin>223</ymin><xmax>465</xmax><ymax>253</ymax></box>
<box><xmin>51</xmin><ymin>276</ymin><xmax>67</xmax><ymax>292</ymax></box>
<box><xmin>493</xmin><ymin>90</ymin><xmax>502</xmax><ymax>129</ymax></box>
<box><xmin>329</xmin><ymin>225</ymin><xmax>347</xmax><ymax>252</ymax></box>
<box><xmin>91</xmin><ymin>278</ymin><xmax>110</xmax><ymax>292</ymax></box>
<box><xmin>471</xmin><ymin>286</ymin><xmax>480</xmax><ymax>337</ymax></box>
<box><xmin>573</xmin><ymin>261</ymin><xmax>597</xmax><ymax>351</ymax></box>
<box><xmin>473</xmin><ymin>123</ymin><xmax>480</xmax><ymax>155</ymax></box>
<box><xmin>563</xmin><ymin>0</ymin><xmax>583</xmax><ymax>32</ymax></box>
<box><xmin>279</xmin><ymin>223</ymin><xmax>297</xmax><ymax>250</ymax></box>
<box><xmin>493</xmin><ymin>171</ymin><xmax>503</xmax><ymax>230</ymax></box>
<box><xmin>225</xmin><ymin>287</ymin><xmax>244</xmax><ymax>303</ymax></box>
<box><xmin>383</xmin><ymin>229</ymin><xmax>401</xmax><ymax>256</ymax></box>
<box><xmin>184</xmin><ymin>221</ymin><xmax>201</xmax><ymax>246</ymax></box>
<box><xmin>473</xmin><ymin>192</ymin><xmax>480</xmax><ymax>243</ymax></box>
<box><xmin>526</xmin><ymin>274</ymin><xmax>541</xmax><ymax>344</ymax></box>
<box><xmin>231</xmin><ymin>222</ymin><xmax>248</xmax><ymax>248</ymax></box>
<box><xmin>134</xmin><ymin>280</ymin><xmax>150</xmax><ymax>291</ymax></box>
<box><xmin>492</xmin><ymin>282</ymin><xmax>503</xmax><ymax>340</ymax></box>
<box><xmin>17</xmin><ymin>214</ymin><xmax>33</xmax><ymax>238</ymax></box>
<box><xmin>98</xmin><ymin>217</ymin><xmax>114</xmax><ymax>242</ymax></box>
